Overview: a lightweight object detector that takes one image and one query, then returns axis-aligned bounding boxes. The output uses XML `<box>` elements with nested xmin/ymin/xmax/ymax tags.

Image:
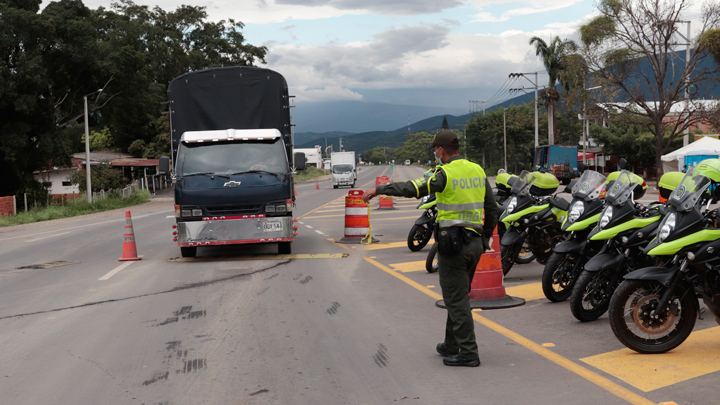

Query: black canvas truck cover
<box><xmin>167</xmin><ymin>66</ymin><xmax>292</xmax><ymax>162</ymax></box>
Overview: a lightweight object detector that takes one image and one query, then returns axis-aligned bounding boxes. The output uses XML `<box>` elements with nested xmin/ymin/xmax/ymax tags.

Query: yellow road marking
<box><xmin>581</xmin><ymin>326</ymin><xmax>720</xmax><ymax>392</ymax></box>
<box><xmin>371</xmin><ymin>216</ymin><xmax>421</xmax><ymax>221</ymax></box>
<box><xmin>363</xmin><ymin>241</ymin><xmax>410</xmax><ymax>250</ymax></box>
<box><xmin>169</xmin><ymin>253</ymin><xmax>349</xmax><ymax>262</ymax></box>
<box><xmin>389</xmin><ymin>260</ymin><xmax>427</xmax><ymax>272</ymax></box>
<box><xmin>328</xmin><ymin>238</ymin><xmax>355</xmax><ymax>253</ymax></box>
<box><xmin>303</xmin><ymin>210</ymin><xmax>416</xmax><ymax>220</ymax></box>
<box><xmin>362</xmin><ymin>257</ymin><xmax>655</xmax><ymax>405</ymax></box>
<box><xmin>505</xmin><ymin>282</ymin><xmax>545</xmax><ymax>302</ymax></box>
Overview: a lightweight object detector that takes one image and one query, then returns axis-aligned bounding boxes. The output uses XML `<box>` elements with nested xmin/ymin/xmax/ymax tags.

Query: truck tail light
<box><xmin>175</xmin><ymin>205</ymin><xmax>181</xmax><ymax>218</ymax></box>
<box><xmin>286</xmin><ymin>199</ymin><xmax>293</xmax><ymax>212</ymax></box>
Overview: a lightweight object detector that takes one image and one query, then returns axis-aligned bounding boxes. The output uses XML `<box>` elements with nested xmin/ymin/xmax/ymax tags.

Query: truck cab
<box><xmin>533</xmin><ymin>145</ymin><xmax>578</xmax><ymax>185</ymax></box>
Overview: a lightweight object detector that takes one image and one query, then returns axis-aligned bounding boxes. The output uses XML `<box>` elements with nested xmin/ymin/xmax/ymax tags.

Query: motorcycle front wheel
<box><xmin>514</xmin><ymin>242</ymin><xmax>535</xmax><ymax>264</ymax></box>
<box><xmin>542</xmin><ymin>252</ymin><xmax>578</xmax><ymax>302</ymax></box>
<box><xmin>569</xmin><ymin>269</ymin><xmax>617</xmax><ymax>322</ymax></box>
<box><xmin>407</xmin><ymin>223</ymin><xmax>433</xmax><ymax>251</ymax></box>
<box><xmin>425</xmin><ymin>243</ymin><xmax>439</xmax><ymax>273</ymax></box>
<box><xmin>609</xmin><ymin>279</ymin><xmax>697</xmax><ymax>354</ymax></box>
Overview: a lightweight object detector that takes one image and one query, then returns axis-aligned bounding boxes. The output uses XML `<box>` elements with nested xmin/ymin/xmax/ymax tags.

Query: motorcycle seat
<box><xmin>549</xmin><ymin>197</ymin><xmax>570</xmax><ymax>211</ymax></box>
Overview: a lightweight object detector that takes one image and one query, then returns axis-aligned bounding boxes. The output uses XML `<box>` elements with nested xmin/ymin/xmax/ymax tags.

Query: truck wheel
<box><xmin>180</xmin><ymin>247</ymin><xmax>196</xmax><ymax>258</ymax></box>
<box><xmin>333</xmin><ymin>185</ymin><xmax>338</xmax><ymax>189</ymax></box>
<box><xmin>278</xmin><ymin>242</ymin><xmax>292</xmax><ymax>254</ymax></box>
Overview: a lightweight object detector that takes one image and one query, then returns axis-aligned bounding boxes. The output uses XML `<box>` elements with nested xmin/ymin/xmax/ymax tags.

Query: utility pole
<box><xmin>503</xmin><ymin>108</ymin><xmax>507</xmax><ymax>172</ymax></box>
<box><xmin>675</xmin><ymin>20</ymin><xmax>692</xmax><ymax>146</ymax></box>
<box><xmin>582</xmin><ymin>85</ymin><xmax>602</xmax><ymax>165</ymax></box>
<box><xmin>509</xmin><ymin>72</ymin><xmax>540</xmax><ymax>148</ymax></box>
<box><xmin>83</xmin><ymin>89</ymin><xmax>103</xmax><ymax>203</ymax></box>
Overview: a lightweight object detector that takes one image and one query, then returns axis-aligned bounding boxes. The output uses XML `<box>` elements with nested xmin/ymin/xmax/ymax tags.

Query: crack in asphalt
<box><xmin>0</xmin><ymin>260</ymin><xmax>291</xmax><ymax>321</ymax></box>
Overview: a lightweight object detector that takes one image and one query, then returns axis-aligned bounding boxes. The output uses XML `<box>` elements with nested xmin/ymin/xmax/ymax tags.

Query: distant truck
<box><xmin>533</xmin><ymin>145</ymin><xmax>578</xmax><ymax>185</ymax></box>
<box><xmin>404</xmin><ymin>159</ymin><xmax>411</xmax><ymax>166</ymax></box>
<box><xmin>331</xmin><ymin>152</ymin><xmax>356</xmax><ymax>188</ymax></box>
<box><xmin>159</xmin><ymin>66</ymin><xmax>304</xmax><ymax>258</ymax></box>
<box><xmin>294</xmin><ymin>146</ymin><xmax>322</xmax><ymax>168</ymax></box>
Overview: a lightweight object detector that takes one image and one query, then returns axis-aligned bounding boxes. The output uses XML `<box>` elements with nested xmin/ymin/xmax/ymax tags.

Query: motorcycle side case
<box><xmin>623</xmin><ymin>266</ymin><xmax>677</xmax><ymax>286</ymax></box>
<box><xmin>584</xmin><ymin>252</ymin><xmax>625</xmax><ymax>272</ymax></box>
<box><xmin>501</xmin><ymin>227</ymin><xmax>527</xmax><ymax>246</ymax></box>
<box><xmin>554</xmin><ymin>239</ymin><xmax>585</xmax><ymax>254</ymax></box>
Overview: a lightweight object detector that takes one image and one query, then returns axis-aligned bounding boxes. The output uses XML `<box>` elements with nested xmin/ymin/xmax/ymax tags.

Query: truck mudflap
<box><xmin>177</xmin><ymin>215</ymin><xmax>294</xmax><ymax>247</ymax></box>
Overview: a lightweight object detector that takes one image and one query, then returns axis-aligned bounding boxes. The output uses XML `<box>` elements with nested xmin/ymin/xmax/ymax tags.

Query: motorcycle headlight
<box><xmin>568</xmin><ymin>202</ymin><xmax>585</xmax><ymax>223</ymax></box>
<box><xmin>421</xmin><ymin>195</ymin><xmax>429</xmax><ymax>203</ymax></box>
<box><xmin>506</xmin><ymin>197</ymin><xmax>517</xmax><ymax>214</ymax></box>
<box><xmin>658</xmin><ymin>213</ymin><xmax>676</xmax><ymax>242</ymax></box>
<box><xmin>599</xmin><ymin>206</ymin><xmax>613</xmax><ymax>229</ymax></box>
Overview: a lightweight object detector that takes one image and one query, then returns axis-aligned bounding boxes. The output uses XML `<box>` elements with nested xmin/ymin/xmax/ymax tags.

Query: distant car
<box><xmin>404</xmin><ymin>160</ymin><xmax>411</xmax><ymax>166</ymax></box>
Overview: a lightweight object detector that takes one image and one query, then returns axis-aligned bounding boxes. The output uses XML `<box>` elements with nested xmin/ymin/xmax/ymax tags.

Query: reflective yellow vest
<box><xmin>436</xmin><ymin>159</ymin><xmax>487</xmax><ymax>231</ymax></box>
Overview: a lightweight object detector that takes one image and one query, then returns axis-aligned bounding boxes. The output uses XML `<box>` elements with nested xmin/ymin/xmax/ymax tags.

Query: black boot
<box><xmin>443</xmin><ymin>354</ymin><xmax>480</xmax><ymax>367</ymax></box>
<box><xmin>436</xmin><ymin>343</ymin><xmax>459</xmax><ymax>357</ymax></box>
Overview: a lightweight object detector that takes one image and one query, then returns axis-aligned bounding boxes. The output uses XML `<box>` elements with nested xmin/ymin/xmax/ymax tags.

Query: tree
<box><xmin>82</xmin><ymin>127</ymin><xmax>115</xmax><ymax>151</ymax></box>
<box><xmin>68</xmin><ymin>163</ymin><xmax>124</xmax><ymax>192</ymax></box>
<box><xmin>580</xmin><ymin>0</ymin><xmax>720</xmax><ymax>178</ymax></box>
<box><xmin>441</xmin><ymin>116</ymin><xmax>449</xmax><ymax>130</ymax></box>
<box><xmin>528</xmin><ymin>36</ymin><xmax>578</xmax><ymax>145</ymax></box>
<box><xmin>395</xmin><ymin>132</ymin><xmax>436</xmax><ymax>163</ymax></box>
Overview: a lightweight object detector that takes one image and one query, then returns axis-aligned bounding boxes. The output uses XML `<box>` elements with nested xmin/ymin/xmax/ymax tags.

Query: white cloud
<box><xmin>471</xmin><ymin>0</ymin><xmax>583</xmax><ymax>24</ymax></box>
<box><xmin>275</xmin><ymin>0</ymin><xmax>463</xmax><ymax>15</ymax></box>
<box><xmin>295</xmin><ymin>86</ymin><xmax>364</xmax><ymax>102</ymax></box>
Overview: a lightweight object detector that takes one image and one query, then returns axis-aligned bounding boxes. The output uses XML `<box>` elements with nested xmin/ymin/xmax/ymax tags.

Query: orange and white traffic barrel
<box><xmin>338</xmin><ymin>190</ymin><xmax>378</xmax><ymax>243</ymax></box>
<box><xmin>376</xmin><ymin>176</ymin><xmax>395</xmax><ymax>210</ymax></box>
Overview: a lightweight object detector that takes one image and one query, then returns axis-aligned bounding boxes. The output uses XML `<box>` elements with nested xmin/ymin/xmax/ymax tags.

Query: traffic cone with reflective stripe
<box><xmin>119</xmin><ymin>210</ymin><xmax>142</xmax><ymax>261</ymax></box>
<box><xmin>316</xmin><ymin>180</ymin><xmax>320</xmax><ymax>190</ymax></box>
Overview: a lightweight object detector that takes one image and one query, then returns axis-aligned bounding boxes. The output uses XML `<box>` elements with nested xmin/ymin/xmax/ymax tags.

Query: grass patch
<box><xmin>294</xmin><ymin>166</ymin><xmax>328</xmax><ymax>182</ymax></box>
<box><xmin>0</xmin><ymin>190</ymin><xmax>152</xmax><ymax>228</ymax></box>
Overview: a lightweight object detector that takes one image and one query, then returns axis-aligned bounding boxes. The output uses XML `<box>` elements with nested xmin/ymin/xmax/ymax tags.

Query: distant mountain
<box><xmin>292</xmin><ymin>100</ymin><xmax>466</xmax><ymax>133</ymax></box>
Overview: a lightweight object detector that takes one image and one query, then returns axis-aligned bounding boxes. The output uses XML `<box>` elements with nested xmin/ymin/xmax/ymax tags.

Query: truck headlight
<box><xmin>599</xmin><ymin>206</ymin><xmax>613</xmax><ymax>229</ymax></box>
<box><xmin>507</xmin><ymin>197</ymin><xmax>517</xmax><ymax>214</ymax></box>
<box><xmin>658</xmin><ymin>213</ymin><xmax>676</xmax><ymax>242</ymax></box>
<box><xmin>568</xmin><ymin>202</ymin><xmax>584</xmax><ymax>223</ymax></box>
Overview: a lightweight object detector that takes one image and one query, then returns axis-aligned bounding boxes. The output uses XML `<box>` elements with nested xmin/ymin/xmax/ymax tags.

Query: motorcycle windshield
<box><xmin>571</xmin><ymin>170</ymin><xmax>606</xmax><ymax>200</ymax></box>
<box><xmin>669</xmin><ymin>165</ymin><xmax>711</xmax><ymax>211</ymax></box>
<box><xmin>605</xmin><ymin>171</ymin><xmax>638</xmax><ymax>205</ymax></box>
<box><xmin>510</xmin><ymin>170</ymin><xmax>536</xmax><ymax>197</ymax></box>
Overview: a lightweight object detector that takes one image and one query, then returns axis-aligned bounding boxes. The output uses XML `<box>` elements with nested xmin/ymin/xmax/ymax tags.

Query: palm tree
<box><xmin>529</xmin><ymin>36</ymin><xmax>578</xmax><ymax>145</ymax></box>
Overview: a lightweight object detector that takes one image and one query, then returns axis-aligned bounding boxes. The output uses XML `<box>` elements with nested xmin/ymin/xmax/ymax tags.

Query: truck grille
<box><xmin>205</xmin><ymin>204</ymin><xmax>261</xmax><ymax>216</ymax></box>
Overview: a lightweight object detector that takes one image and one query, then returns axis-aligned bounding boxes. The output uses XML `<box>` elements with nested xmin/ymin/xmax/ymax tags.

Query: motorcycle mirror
<box><xmin>516</xmin><ymin>162</ymin><xmax>525</xmax><ymax>173</ymax></box>
<box><xmin>619</xmin><ymin>158</ymin><xmax>627</xmax><ymax>170</ymax></box>
<box><xmin>659</xmin><ymin>205</ymin><xmax>668</xmax><ymax>216</ymax></box>
<box><xmin>578</xmin><ymin>162</ymin><xmax>586</xmax><ymax>173</ymax></box>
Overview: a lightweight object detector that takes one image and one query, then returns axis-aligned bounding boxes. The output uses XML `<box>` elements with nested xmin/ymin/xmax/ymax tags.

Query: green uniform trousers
<box><xmin>438</xmin><ymin>236</ymin><xmax>485</xmax><ymax>359</ymax></box>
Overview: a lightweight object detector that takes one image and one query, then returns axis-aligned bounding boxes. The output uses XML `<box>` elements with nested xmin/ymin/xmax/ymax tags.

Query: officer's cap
<box><xmin>431</xmin><ymin>130</ymin><xmax>460</xmax><ymax>148</ymax></box>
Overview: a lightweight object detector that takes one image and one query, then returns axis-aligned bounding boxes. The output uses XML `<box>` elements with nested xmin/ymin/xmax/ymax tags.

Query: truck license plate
<box><xmin>263</xmin><ymin>222</ymin><xmax>283</xmax><ymax>232</ymax></box>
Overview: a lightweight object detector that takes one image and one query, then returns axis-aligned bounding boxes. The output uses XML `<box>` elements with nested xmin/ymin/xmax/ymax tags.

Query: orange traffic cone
<box><xmin>316</xmin><ymin>180</ymin><xmax>320</xmax><ymax>190</ymax></box>
<box><xmin>294</xmin><ymin>188</ymin><xmax>298</xmax><ymax>196</ymax></box>
<box><xmin>119</xmin><ymin>210</ymin><xmax>142</xmax><ymax>261</ymax></box>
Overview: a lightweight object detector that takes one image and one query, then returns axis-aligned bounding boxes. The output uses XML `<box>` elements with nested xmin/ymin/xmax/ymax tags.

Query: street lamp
<box><xmin>84</xmin><ymin>89</ymin><xmax>103</xmax><ymax>203</ymax></box>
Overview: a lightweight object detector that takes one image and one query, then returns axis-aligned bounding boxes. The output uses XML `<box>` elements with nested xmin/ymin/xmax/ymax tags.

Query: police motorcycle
<box><xmin>408</xmin><ymin>193</ymin><xmax>437</xmax><ymax>251</ymax></box>
<box><xmin>608</xmin><ymin>159</ymin><xmax>720</xmax><ymax>353</ymax></box>
<box><xmin>569</xmin><ymin>169</ymin><xmax>663</xmax><ymax>321</ymax></box>
<box><xmin>500</xmin><ymin>167</ymin><xmax>568</xmax><ymax>276</ymax></box>
<box><xmin>541</xmin><ymin>164</ymin><xmax>607</xmax><ymax>302</ymax></box>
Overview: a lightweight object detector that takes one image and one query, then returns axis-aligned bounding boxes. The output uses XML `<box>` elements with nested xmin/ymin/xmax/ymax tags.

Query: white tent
<box><xmin>661</xmin><ymin>136</ymin><xmax>720</xmax><ymax>172</ymax></box>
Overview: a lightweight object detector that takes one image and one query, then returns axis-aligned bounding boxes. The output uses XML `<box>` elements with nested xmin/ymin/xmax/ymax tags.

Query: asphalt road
<box><xmin>0</xmin><ymin>165</ymin><xmax>716</xmax><ymax>405</ymax></box>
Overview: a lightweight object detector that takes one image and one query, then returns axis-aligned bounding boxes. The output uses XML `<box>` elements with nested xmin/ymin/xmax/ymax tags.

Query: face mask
<box><xmin>434</xmin><ymin>148</ymin><xmax>442</xmax><ymax>165</ymax></box>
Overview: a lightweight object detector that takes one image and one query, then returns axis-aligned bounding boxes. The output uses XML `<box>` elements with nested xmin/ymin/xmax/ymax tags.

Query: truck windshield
<box><xmin>178</xmin><ymin>139</ymin><xmax>287</xmax><ymax>176</ymax></box>
<box><xmin>332</xmin><ymin>164</ymin><xmax>353</xmax><ymax>174</ymax></box>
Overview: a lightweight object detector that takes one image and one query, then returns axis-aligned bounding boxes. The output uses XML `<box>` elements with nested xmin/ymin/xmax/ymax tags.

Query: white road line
<box><xmin>315</xmin><ymin>230</ymin><xmax>325</xmax><ymax>235</ymax></box>
<box><xmin>305</xmin><ymin>225</ymin><xmax>313</xmax><ymax>229</ymax></box>
<box><xmin>98</xmin><ymin>261</ymin><xmax>136</xmax><ymax>281</ymax></box>
<box><xmin>25</xmin><ymin>231</ymin><xmax>71</xmax><ymax>243</ymax></box>
<box><xmin>297</xmin><ymin>221</ymin><xmax>304</xmax><ymax>224</ymax></box>
<box><xmin>0</xmin><ymin>209</ymin><xmax>173</xmax><ymax>242</ymax></box>
<box><xmin>166</xmin><ymin>215</ymin><xmax>174</xmax><ymax>218</ymax></box>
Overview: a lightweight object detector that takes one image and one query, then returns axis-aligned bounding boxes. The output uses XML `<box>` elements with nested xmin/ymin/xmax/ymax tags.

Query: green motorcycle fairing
<box><xmin>590</xmin><ymin>216</ymin><xmax>660</xmax><ymax>241</ymax></box>
<box><xmin>418</xmin><ymin>200</ymin><xmax>437</xmax><ymax>210</ymax></box>
<box><xmin>647</xmin><ymin>228</ymin><xmax>720</xmax><ymax>256</ymax></box>
<box><xmin>566</xmin><ymin>212</ymin><xmax>601</xmax><ymax>232</ymax></box>
<box><xmin>502</xmin><ymin>203</ymin><xmax>550</xmax><ymax>224</ymax></box>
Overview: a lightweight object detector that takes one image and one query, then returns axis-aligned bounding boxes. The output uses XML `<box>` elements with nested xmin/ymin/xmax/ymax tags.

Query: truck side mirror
<box><xmin>578</xmin><ymin>162</ymin><xmax>586</xmax><ymax>173</ymax></box>
<box><xmin>158</xmin><ymin>156</ymin><xmax>170</xmax><ymax>175</ymax></box>
<box><xmin>294</xmin><ymin>152</ymin><xmax>306</xmax><ymax>171</ymax></box>
<box><xmin>619</xmin><ymin>158</ymin><xmax>627</xmax><ymax>170</ymax></box>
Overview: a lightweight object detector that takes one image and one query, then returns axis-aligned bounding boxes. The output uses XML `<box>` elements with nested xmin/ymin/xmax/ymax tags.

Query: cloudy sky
<box><xmin>73</xmin><ymin>0</ymin><xmax>707</xmax><ymax>110</ymax></box>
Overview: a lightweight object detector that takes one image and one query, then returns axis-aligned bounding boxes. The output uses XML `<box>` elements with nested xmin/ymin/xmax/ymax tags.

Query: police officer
<box><xmin>362</xmin><ymin>130</ymin><xmax>498</xmax><ymax>367</ymax></box>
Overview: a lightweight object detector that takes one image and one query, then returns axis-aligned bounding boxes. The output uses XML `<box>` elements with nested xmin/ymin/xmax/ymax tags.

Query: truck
<box><xmin>294</xmin><ymin>146</ymin><xmax>322</xmax><ymax>168</ymax></box>
<box><xmin>158</xmin><ymin>66</ymin><xmax>305</xmax><ymax>258</ymax></box>
<box><xmin>331</xmin><ymin>151</ymin><xmax>356</xmax><ymax>188</ymax></box>
<box><xmin>533</xmin><ymin>145</ymin><xmax>579</xmax><ymax>185</ymax></box>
